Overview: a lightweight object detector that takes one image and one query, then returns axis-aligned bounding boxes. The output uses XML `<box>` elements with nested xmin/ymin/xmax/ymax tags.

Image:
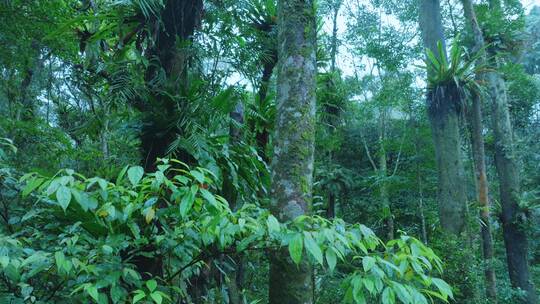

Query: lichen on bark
<box><xmin>268</xmin><ymin>0</ymin><xmax>317</xmax><ymax>303</ymax></box>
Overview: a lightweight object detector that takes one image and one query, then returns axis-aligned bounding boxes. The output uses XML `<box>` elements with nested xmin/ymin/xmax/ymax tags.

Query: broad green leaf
<box><xmin>132</xmin><ymin>291</ymin><xmax>146</xmax><ymax>304</ymax></box>
<box><xmin>382</xmin><ymin>287</ymin><xmax>396</xmax><ymax>304</ymax></box>
<box><xmin>362</xmin><ymin>256</ymin><xmax>375</xmax><ymax>272</ymax></box>
<box><xmin>0</xmin><ymin>256</ymin><xmax>9</xmax><ymax>268</ymax></box>
<box><xmin>87</xmin><ymin>285</ymin><xmax>99</xmax><ymax>302</ymax></box>
<box><xmin>144</xmin><ymin>208</ymin><xmax>156</xmax><ymax>224</ymax></box>
<box><xmin>128</xmin><ymin>166</ymin><xmax>144</xmax><ymax>186</ymax></box>
<box><xmin>116</xmin><ymin>165</ymin><xmax>129</xmax><ymax>185</ymax></box>
<box><xmin>266</xmin><ymin>215</ymin><xmax>280</xmax><ymax>233</ymax></box>
<box><xmin>22</xmin><ymin>178</ymin><xmax>43</xmax><ymax>197</ymax></box>
<box><xmin>56</xmin><ymin>185</ymin><xmax>72</xmax><ymax>210</ymax></box>
<box><xmin>304</xmin><ymin>232</ymin><xmax>323</xmax><ymax>265</ymax></box>
<box><xmin>326</xmin><ymin>248</ymin><xmax>337</xmax><ymax>271</ymax></box>
<box><xmin>190</xmin><ymin>170</ymin><xmax>205</xmax><ymax>183</ymax></box>
<box><xmin>146</xmin><ymin>279</ymin><xmax>157</xmax><ymax>292</ymax></box>
<box><xmin>432</xmin><ymin>278</ymin><xmax>453</xmax><ymax>299</ymax></box>
<box><xmin>179</xmin><ymin>185</ymin><xmax>198</xmax><ymax>217</ymax></box>
<box><xmin>363</xmin><ymin>276</ymin><xmax>375</xmax><ymax>295</ymax></box>
<box><xmin>200</xmin><ymin>188</ymin><xmax>218</xmax><ymax>208</ymax></box>
<box><xmin>150</xmin><ymin>292</ymin><xmax>163</xmax><ymax>304</ymax></box>
<box><xmin>288</xmin><ymin>233</ymin><xmax>303</xmax><ymax>265</ymax></box>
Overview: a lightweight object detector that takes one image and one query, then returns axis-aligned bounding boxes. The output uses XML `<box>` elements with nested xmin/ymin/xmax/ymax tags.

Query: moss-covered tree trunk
<box><xmin>268</xmin><ymin>0</ymin><xmax>317</xmax><ymax>303</ymax></box>
<box><xmin>460</xmin><ymin>0</ymin><xmax>497</xmax><ymax>300</ymax></box>
<box><xmin>141</xmin><ymin>0</ymin><xmax>204</xmax><ymax>171</ymax></box>
<box><xmin>419</xmin><ymin>0</ymin><xmax>467</xmax><ymax>235</ymax></box>
<box><xmin>488</xmin><ymin>70</ymin><xmax>538</xmax><ymax>304</ymax></box>
<box><xmin>487</xmin><ymin>2</ymin><xmax>537</xmax><ymax>302</ymax></box>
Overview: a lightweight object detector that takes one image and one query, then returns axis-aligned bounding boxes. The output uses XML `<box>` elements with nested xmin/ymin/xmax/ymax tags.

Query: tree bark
<box><xmin>486</xmin><ymin>0</ymin><xmax>538</xmax><ymax>300</ymax></box>
<box><xmin>419</xmin><ymin>0</ymin><xmax>467</xmax><ymax>235</ymax></box>
<box><xmin>268</xmin><ymin>0</ymin><xmax>317</xmax><ymax>303</ymax></box>
<box><xmin>489</xmin><ymin>71</ymin><xmax>537</xmax><ymax>304</ymax></box>
<box><xmin>414</xmin><ymin>123</ymin><xmax>428</xmax><ymax>244</ymax></box>
<box><xmin>255</xmin><ymin>51</ymin><xmax>277</xmax><ymax>162</ymax></box>
<box><xmin>378</xmin><ymin>120</ymin><xmax>393</xmax><ymax>240</ymax></box>
<box><xmin>459</xmin><ymin>0</ymin><xmax>497</xmax><ymax>301</ymax></box>
<box><xmin>141</xmin><ymin>0</ymin><xmax>204</xmax><ymax>171</ymax></box>
<box><xmin>329</xmin><ymin>1</ymin><xmax>342</xmax><ymax>73</ymax></box>
<box><xmin>224</xmin><ymin>102</ymin><xmax>245</xmax><ymax>304</ymax></box>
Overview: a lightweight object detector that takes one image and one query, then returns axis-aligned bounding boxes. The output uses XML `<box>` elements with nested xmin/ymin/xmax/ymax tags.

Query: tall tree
<box><xmin>418</xmin><ymin>0</ymin><xmax>467</xmax><ymax>235</ymax></box>
<box><xmin>484</xmin><ymin>1</ymin><xmax>538</xmax><ymax>302</ymax></box>
<box><xmin>460</xmin><ymin>0</ymin><xmax>497</xmax><ymax>301</ymax></box>
<box><xmin>141</xmin><ymin>0</ymin><xmax>204</xmax><ymax>171</ymax></box>
<box><xmin>268</xmin><ymin>0</ymin><xmax>317</xmax><ymax>302</ymax></box>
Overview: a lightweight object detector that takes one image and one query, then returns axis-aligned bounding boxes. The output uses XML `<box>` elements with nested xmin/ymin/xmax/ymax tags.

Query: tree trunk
<box><xmin>378</xmin><ymin>127</ymin><xmax>393</xmax><ymax>240</ymax></box>
<box><xmin>141</xmin><ymin>0</ymin><xmax>204</xmax><ymax>171</ymax></box>
<box><xmin>224</xmin><ymin>102</ymin><xmax>245</xmax><ymax>304</ymax></box>
<box><xmin>419</xmin><ymin>0</ymin><xmax>467</xmax><ymax>235</ymax></box>
<box><xmin>469</xmin><ymin>94</ymin><xmax>497</xmax><ymax>301</ymax></box>
<box><xmin>489</xmin><ymin>71</ymin><xmax>537</xmax><ymax>304</ymax></box>
<box><xmin>488</xmin><ymin>2</ymin><xmax>537</xmax><ymax>302</ymax></box>
<box><xmin>136</xmin><ymin>0</ymin><xmax>204</xmax><ymax>283</ymax></box>
<box><xmin>461</xmin><ymin>1</ymin><xmax>537</xmax><ymax>302</ymax></box>
<box><xmin>254</xmin><ymin>51</ymin><xmax>277</xmax><ymax>162</ymax></box>
<box><xmin>329</xmin><ymin>1</ymin><xmax>342</xmax><ymax>73</ymax></box>
<box><xmin>414</xmin><ymin>124</ymin><xmax>428</xmax><ymax>244</ymax></box>
<box><xmin>326</xmin><ymin>192</ymin><xmax>335</xmax><ymax>219</ymax></box>
<box><xmin>489</xmin><ymin>71</ymin><xmax>537</xmax><ymax>303</ymax></box>
<box><xmin>268</xmin><ymin>0</ymin><xmax>317</xmax><ymax>303</ymax></box>
<box><xmin>459</xmin><ymin>0</ymin><xmax>497</xmax><ymax>301</ymax></box>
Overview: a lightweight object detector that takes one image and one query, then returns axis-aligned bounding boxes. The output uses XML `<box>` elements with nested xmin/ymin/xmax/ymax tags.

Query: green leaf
<box><xmin>54</xmin><ymin>251</ymin><xmax>65</xmax><ymax>270</ymax></box>
<box><xmin>0</xmin><ymin>256</ymin><xmax>9</xmax><ymax>268</ymax></box>
<box><xmin>326</xmin><ymin>248</ymin><xmax>337</xmax><ymax>271</ymax></box>
<box><xmin>363</xmin><ymin>276</ymin><xmax>375</xmax><ymax>295</ymax></box>
<box><xmin>132</xmin><ymin>291</ymin><xmax>146</xmax><ymax>304</ymax></box>
<box><xmin>102</xmin><ymin>245</ymin><xmax>113</xmax><ymax>255</ymax></box>
<box><xmin>200</xmin><ymin>188</ymin><xmax>218</xmax><ymax>208</ymax></box>
<box><xmin>190</xmin><ymin>170</ymin><xmax>205</xmax><ymax>184</ymax></box>
<box><xmin>304</xmin><ymin>232</ymin><xmax>323</xmax><ymax>265</ymax></box>
<box><xmin>179</xmin><ymin>186</ymin><xmax>198</xmax><ymax>218</ymax></box>
<box><xmin>56</xmin><ymin>185</ymin><xmax>72</xmax><ymax>210</ymax></box>
<box><xmin>432</xmin><ymin>278</ymin><xmax>453</xmax><ymax>299</ymax></box>
<box><xmin>362</xmin><ymin>256</ymin><xmax>375</xmax><ymax>272</ymax></box>
<box><xmin>87</xmin><ymin>285</ymin><xmax>99</xmax><ymax>302</ymax></box>
<box><xmin>146</xmin><ymin>279</ymin><xmax>157</xmax><ymax>292</ymax></box>
<box><xmin>382</xmin><ymin>287</ymin><xmax>396</xmax><ymax>304</ymax></box>
<box><xmin>266</xmin><ymin>215</ymin><xmax>280</xmax><ymax>233</ymax></box>
<box><xmin>288</xmin><ymin>233</ymin><xmax>303</xmax><ymax>265</ymax></box>
<box><xmin>22</xmin><ymin>178</ymin><xmax>43</xmax><ymax>197</ymax></box>
<box><xmin>128</xmin><ymin>166</ymin><xmax>144</xmax><ymax>186</ymax></box>
<box><xmin>150</xmin><ymin>292</ymin><xmax>163</xmax><ymax>304</ymax></box>
<box><xmin>116</xmin><ymin>165</ymin><xmax>129</xmax><ymax>185</ymax></box>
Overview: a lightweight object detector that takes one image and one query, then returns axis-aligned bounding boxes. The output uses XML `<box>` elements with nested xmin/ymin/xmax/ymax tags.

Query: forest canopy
<box><xmin>0</xmin><ymin>0</ymin><xmax>539</xmax><ymax>303</ymax></box>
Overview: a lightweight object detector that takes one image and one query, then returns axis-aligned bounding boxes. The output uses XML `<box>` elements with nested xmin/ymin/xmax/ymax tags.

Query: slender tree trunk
<box><xmin>268</xmin><ymin>0</ymin><xmax>317</xmax><ymax>303</ymax></box>
<box><xmin>459</xmin><ymin>1</ymin><xmax>497</xmax><ymax>301</ymax></box>
<box><xmin>326</xmin><ymin>192</ymin><xmax>335</xmax><ymax>219</ymax></box>
<box><xmin>16</xmin><ymin>68</ymin><xmax>33</xmax><ymax>120</ymax></box>
<box><xmin>224</xmin><ymin>102</ymin><xmax>244</xmax><ymax>304</ymax></box>
<box><xmin>419</xmin><ymin>0</ymin><xmax>467</xmax><ymax>235</ymax></box>
<box><xmin>329</xmin><ymin>1</ymin><xmax>342</xmax><ymax>73</ymax></box>
<box><xmin>469</xmin><ymin>94</ymin><xmax>498</xmax><ymax>301</ymax></box>
<box><xmin>488</xmin><ymin>2</ymin><xmax>537</xmax><ymax>302</ymax></box>
<box><xmin>414</xmin><ymin>124</ymin><xmax>428</xmax><ymax>244</ymax></box>
<box><xmin>100</xmin><ymin>115</ymin><xmax>109</xmax><ymax>160</ymax></box>
<box><xmin>378</xmin><ymin>123</ymin><xmax>393</xmax><ymax>240</ymax></box>
<box><xmin>254</xmin><ymin>51</ymin><xmax>277</xmax><ymax>162</ymax></box>
<box><xmin>489</xmin><ymin>71</ymin><xmax>537</xmax><ymax>304</ymax></box>
<box><xmin>461</xmin><ymin>1</ymin><xmax>537</xmax><ymax>302</ymax></box>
